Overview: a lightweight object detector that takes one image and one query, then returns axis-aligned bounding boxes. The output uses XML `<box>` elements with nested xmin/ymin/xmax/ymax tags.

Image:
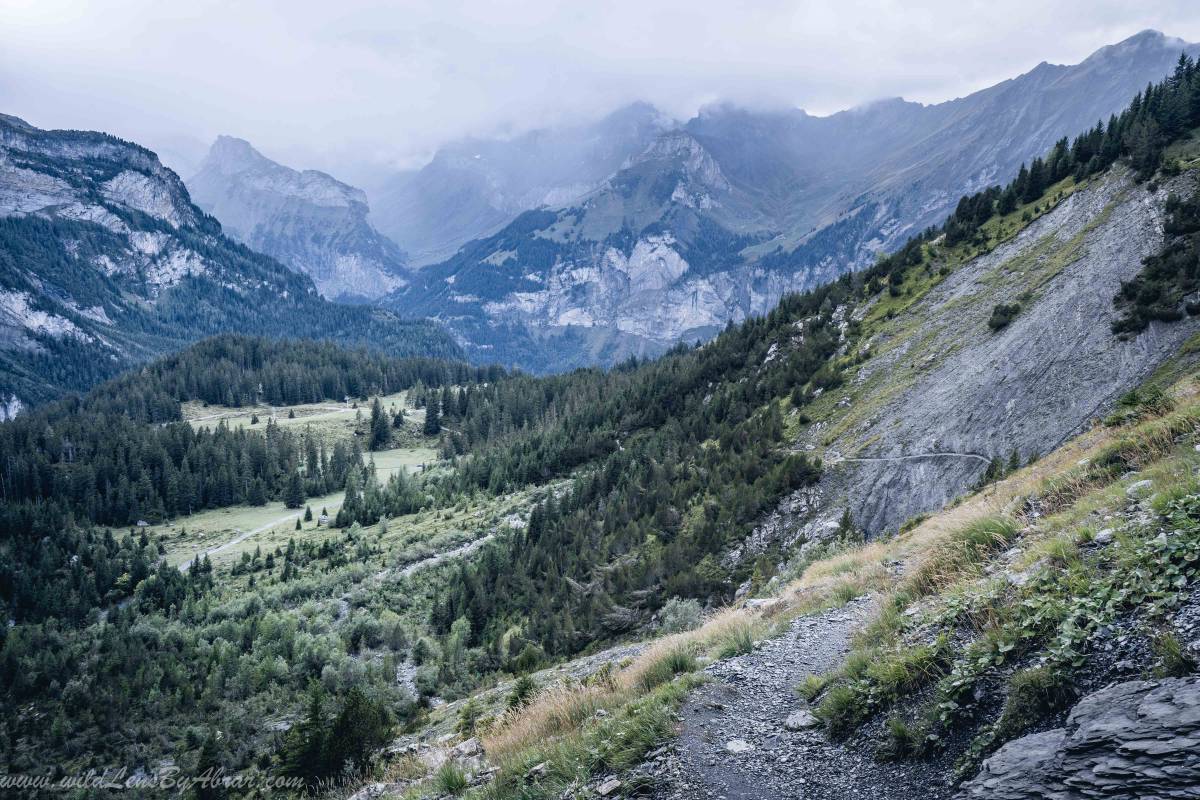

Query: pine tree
<box><xmin>324</xmin><ymin>688</ymin><xmax>392</xmax><ymax>776</ymax></box>
<box><xmin>369</xmin><ymin>397</ymin><xmax>390</xmax><ymax>451</ymax></box>
<box><xmin>284</xmin><ymin>470</ymin><xmax>305</xmax><ymax>509</ymax></box>
<box><xmin>423</xmin><ymin>397</ymin><xmax>441</xmax><ymax>436</ymax></box>
<box><xmin>281</xmin><ymin>683</ymin><xmax>328</xmax><ymax>787</ymax></box>
<box><xmin>192</xmin><ymin>730</ymin><xmax>227</xmax><ymax>800</ymax></box>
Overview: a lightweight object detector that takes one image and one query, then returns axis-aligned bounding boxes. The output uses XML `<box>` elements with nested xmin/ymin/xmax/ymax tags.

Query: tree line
<box><xmin>945</xmin><ymin>53</ymin><xmax>1200</xmax><ymax>248</ymax></box>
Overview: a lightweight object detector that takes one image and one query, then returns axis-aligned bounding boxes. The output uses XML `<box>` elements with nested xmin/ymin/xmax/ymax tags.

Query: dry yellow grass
<box><xmin>482</xmin><ymin>682</ymin><xmax>607</xmax><ymax>760</ymax></box>
<box><xmin>481</xmin><ymin>606</ymin><xmax>771</xmax><ymax>760</ymax></box>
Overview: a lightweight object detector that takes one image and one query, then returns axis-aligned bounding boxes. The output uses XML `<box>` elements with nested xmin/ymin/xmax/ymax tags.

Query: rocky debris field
<box><xmin>644</xmin><ymin>596</ymin><xmax>952</xmax><ymax>800</ymax></box>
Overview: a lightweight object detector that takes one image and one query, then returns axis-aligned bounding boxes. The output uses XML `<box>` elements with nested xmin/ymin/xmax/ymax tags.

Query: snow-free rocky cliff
<box><xmin>188</xmin><ymin>136</ymin><xmax>410</xmax><ymax>301</ymax></box>
<box><xmin>385</xmin><ymin>30</ymin><xmax>1200</xmax><ymax>373</ymax></box>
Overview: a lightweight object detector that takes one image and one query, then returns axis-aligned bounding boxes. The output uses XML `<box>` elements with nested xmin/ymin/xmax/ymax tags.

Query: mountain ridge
<box><xmin>188</xmin><ymin>136</ymin><xmax>410</xmax><ymax>301</ymax></box>
<box><xmin>0</xmin><ymin>115</ymin><xmax>458</xmax><ymax>412</ymax></box>
<box><xmin>383</xmin><ymin>29</ymin><xmax>1200</xmax><ymax>372</ymax></box>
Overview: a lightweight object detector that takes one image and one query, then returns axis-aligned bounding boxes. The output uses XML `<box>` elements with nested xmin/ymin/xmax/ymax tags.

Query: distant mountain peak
<box><xmin>196</xmin><ymin>136</ymin><xmax>366</xmax><ymax>208</ymax></box>
<box><xmin>189</xmin><ymin>137</ymin><xmax>408</xmax><ymax>300</ymax></box>
<box><xmin>203</xmin><ymin>135</ymin><xmax>270</xmax><ymax>170</ymax></box>
<box><xmin>1081</xmin><ymin>28</ymin><xmax>1190</xmax><ymax>66</ymax></box>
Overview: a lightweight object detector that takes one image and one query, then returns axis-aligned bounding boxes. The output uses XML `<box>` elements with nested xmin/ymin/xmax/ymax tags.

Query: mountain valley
<box><xmin>0</xmin><ymin>115</ymin><xmax>457</xmax><ymax>413</ymax></box>
<box><xmin>2</xmin><ymin>21</ymin><xmax>1200</xmax><ymax>800</ymax></box>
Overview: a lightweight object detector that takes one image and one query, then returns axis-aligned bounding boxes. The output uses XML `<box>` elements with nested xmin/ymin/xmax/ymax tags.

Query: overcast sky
<box><xmin>3</xmin><ymin>0</ymin><xmax>1200</xmax><ymax>181</ymax></box>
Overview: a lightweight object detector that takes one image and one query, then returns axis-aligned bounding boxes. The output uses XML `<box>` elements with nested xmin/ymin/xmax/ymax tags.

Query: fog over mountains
<box><xmin>177</xmin><ymin>30</ymin><xmax>1198</xmax><ymax>371</ymax></box>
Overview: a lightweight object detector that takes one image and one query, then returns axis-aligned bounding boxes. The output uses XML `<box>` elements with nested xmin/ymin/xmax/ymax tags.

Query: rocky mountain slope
<box><xmin>0</xmin><ymin>114</ymin><xmax>458</xmax><ymax>413</ymax></box>
<box><xmin>188</xmin><ymin>136</ymin><xmax>410</xmax><ymax>301</ymax></box>
<box><xmin>737</xmin><ymin>163</ymin><xmax>1200</xmax><ymax>565</ymax></box>
<box><xmin>380</xmin><ymin>369</ymin><xmax>1200</xmax><ymax>800</ymax></box>
<box><xmin>368</xmin><ymin>102</ymin><xmax>674</xmax><ymax>266</ymax></box>
<box><xmin>386</xmin><ymin>30</ymin><xmax>1200</xmax><ymax>371</ymax></box>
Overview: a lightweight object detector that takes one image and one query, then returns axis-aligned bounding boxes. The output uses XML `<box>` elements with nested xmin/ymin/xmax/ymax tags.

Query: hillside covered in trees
<box><xmin>0</xmin><ymin>115</ymin><xmax>461</xmax><ymax>412</ymax></box>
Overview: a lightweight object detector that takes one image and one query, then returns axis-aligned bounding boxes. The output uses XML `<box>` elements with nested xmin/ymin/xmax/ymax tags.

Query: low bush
<box><xmin>987</xmin><ymin>303</ymin><xmax>1021</xmax><ymax>331</ymax></box>
<box><xmin>658</xmin><ymin>597</ymin><xmax>703</xmax><ymax>634</ymax></box>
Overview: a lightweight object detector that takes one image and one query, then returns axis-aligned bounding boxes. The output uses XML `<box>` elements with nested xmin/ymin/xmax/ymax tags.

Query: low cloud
<box><xmin>2</xmin><ymin>0</ymin><xmax>1199</xmax><ymax>180</ymax></box>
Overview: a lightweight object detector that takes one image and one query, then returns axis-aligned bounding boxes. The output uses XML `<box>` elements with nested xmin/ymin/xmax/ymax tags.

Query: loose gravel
<box><xmin>645</xmin><ymin>596</ymin><xmax>952</xmax><ymax>800</ymax></box>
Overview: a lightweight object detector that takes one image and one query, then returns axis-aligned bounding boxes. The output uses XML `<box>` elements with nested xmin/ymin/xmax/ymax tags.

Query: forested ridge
<box><xmin>0</xmin><ymin>163</ymin><xmax>461</xmax><ymax>408</ymax></box>
<box><xmin>942</xmin><ymin>53</ymin><xmax>1200</xmax><ymax>249</ymax></box>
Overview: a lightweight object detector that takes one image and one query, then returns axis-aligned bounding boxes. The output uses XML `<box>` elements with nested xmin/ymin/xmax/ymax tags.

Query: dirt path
<box><xmin>647</xmin><ymin>596</ymin><xmax>951</xmax><ymax>800</ymax></box>
<box><xmin>178</xmin><ymin>512</ymin><xmax>301</xmax><ymax>571</ymax></box>
<box><xmin>838</xmin><ymin>451</ymin><xmax>991</xmax><ymax>465</ymax></box>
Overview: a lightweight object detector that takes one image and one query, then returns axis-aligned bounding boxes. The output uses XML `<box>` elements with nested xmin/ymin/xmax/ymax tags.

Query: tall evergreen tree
<box><xmin>283</xmin><ymin>470</ymin><xmax>305</xmax><ymax>509</ymax></box>
<box><xmin>369</xmin><ymin>396</ymin><xmax>390</xmax><ymax>451</ymax></box>
<box><xmin>423</xmin><ymin>397</ymin><xmax>441</xmax><ymax>436</ymax></box>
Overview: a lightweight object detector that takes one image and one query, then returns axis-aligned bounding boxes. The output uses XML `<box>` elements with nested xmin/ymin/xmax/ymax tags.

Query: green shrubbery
<box><xmin>658</xmin><ymin>597</ymin><xmax>704</xmax><ymax>634</ymax></box>
<box><xmin>1114</xmin><ymin>192</ymin><xmax>1200</xmax><ymax>335</ymax></box>
<box><xmin>987</xmin><ymin>302</ymin><xmax>1021</xmax><ymax>331</ymax></box>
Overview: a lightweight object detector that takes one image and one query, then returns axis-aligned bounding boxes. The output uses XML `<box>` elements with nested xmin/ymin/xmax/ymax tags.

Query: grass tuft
<box><xmin>1153</xmin><ymin>631</ymin><xmax>1198</xmax><ymax>678</ymax></box>
<box><xmin>435</xmin><ymin>761</ymin><xmax>468</xmax><ymax>796</ymax></box>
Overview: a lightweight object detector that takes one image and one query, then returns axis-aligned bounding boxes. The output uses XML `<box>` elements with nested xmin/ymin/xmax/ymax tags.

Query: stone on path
<box><xmin>784</xmin><ymin>709</ymin><xmax>819</xmax><ymax>731</ymax></box>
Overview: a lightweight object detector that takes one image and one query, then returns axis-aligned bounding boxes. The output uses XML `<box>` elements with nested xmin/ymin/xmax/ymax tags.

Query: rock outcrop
<box><xmin>741</xmin><ymin>165</ymin><xmax>1200</xmax><ymax>558</ymax></box>
<box><xmin>188</xmin><ymin>136</ymin><xmax>409</xmax><ymax>301</ymax></box>
<box><xmin>387</xmin><ymin>31</ymin><xmax>1200</xmax><ymax>372</ymax></box>
<box><xmin>961</xmin><ymin>677</ymin><xmax>1200</xmax><ymax>800</ymax></box>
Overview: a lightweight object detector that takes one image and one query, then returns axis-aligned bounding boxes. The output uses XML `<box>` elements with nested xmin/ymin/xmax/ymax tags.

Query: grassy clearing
<box><xmin>149</xmin><ymin>444</ymin><xmax>436</xmax><ymax>568</ymax></box>
<box><xmin>185</xmin><ymin>391</ymin><xmax>431</xmax><ymax>451</ymax></box>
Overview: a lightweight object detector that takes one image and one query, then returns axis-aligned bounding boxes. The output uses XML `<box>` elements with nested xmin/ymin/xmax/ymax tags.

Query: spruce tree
<box><xmin>284</xmin><ymin>470</ymin><xmax>305</xmax><ymax>509</ymax></box>
<box><xmin>423</xmin><ymin>397</ymin><xmax>441</xmax><ymax>436</ymax></box>
<box><xmin>281</xmin><ymin>683</ymin><xmax>327</xmax><ymax>787</ymax></box>
<box><xmin>369</xmin><ymin>397</ymin><xmax>390</xmax><ymax>451</ymax></box>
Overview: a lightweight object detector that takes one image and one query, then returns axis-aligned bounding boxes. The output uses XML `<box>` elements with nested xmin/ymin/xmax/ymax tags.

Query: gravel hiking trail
<box><xmin>648</xmin><ymin>595</ymin><xmax>952</xmax><ymax>800</ymax></box>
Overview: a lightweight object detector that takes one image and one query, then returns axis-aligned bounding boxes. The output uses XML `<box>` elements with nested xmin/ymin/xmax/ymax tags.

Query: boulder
<box><xmin>1126</xmin><ymin>479</ymin><xmax>1154</xmax><ymax>499</ymax></box>
<box><xmin>960</xmin><ymin>677</ymin><xmax>1200</xmax><ymax>799</ymax></box>
<box><xmin>450</xmin><ymin>737</ymin><xmax>482</xmax><ymax>758</ymax></box>
<box><xmin>784</xmin><ymin>709</ymin><xmax>820</xmax><ymax>730</ymax></box>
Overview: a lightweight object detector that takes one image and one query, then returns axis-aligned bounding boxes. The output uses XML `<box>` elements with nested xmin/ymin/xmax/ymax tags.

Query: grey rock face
<box><xmin>746</xmin><ymin>166</ymin><xmax>1200</xmax><ymax>554</ymax></box>
<box><xmin>188</xmin><ymin>136</ymin><xmax>409</xmax><ymax>301</ymax></box>
<box><xmin>388</xmin><ymin>31</ymin><xmax>1199</xmax><ymax>372</ymax></box>
<box><xmin>961</xmin><ymin>677</ymin><xmax>1200</xmax><ymax>800</ymax></box>
<box><xmin>0</xmin><ymin>113</ymin><xmax>199</xmax><ymax>232</ymax></box>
